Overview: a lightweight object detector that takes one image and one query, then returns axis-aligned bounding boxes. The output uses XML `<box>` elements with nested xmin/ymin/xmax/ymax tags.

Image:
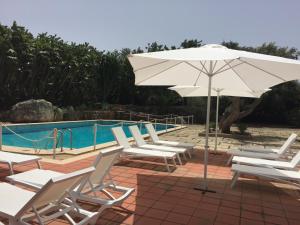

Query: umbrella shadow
<box><xmin>94</xmin><ymin>172</ymin><xmax>300</xmax><ymax>225</ymax></box>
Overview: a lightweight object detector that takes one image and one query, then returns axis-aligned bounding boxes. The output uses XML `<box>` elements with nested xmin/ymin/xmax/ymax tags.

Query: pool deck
<box><xmin>0</xmin><ymin>126</ymin><xmax>299</xmax><ymax>224</ymax></box>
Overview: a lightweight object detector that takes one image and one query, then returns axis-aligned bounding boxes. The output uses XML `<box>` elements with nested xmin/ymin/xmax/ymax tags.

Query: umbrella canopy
<box><xmin>169</xmin><ymin>85</ymin><xmax>271</xmax><ymax>153</ymax></box>
<box><xmin>128</xmin><ymin>44</ymin><xmax>300</xmax><ymax>90</ymax></box>
<box><xmin>128</xmin><ymin>44</ymin><xmax>300</xmax><ymax>192</ymax></box>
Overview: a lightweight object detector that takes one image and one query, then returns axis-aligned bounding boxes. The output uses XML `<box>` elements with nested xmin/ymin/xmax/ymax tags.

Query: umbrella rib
<box><xmin>214</xmin><ymin>61</ymin><xmax>245</xmax><ymax>75</ymax></box>
<box><xmin>212</xmin><ymin>60</ymin><xmax>218</xmax><ymax>72</ymax></box>
<box><xmin>238</xmin><ymin>59</ymin><xmax>287</xmax><ymax>82</ymax></box>
<box><xmin>213</xmin><ymin>59</ymin><xmax>236</xmax><ymax>74</ymax></box>
<box><xmin>184</xmin><ymin>61</ymin><xmax>209</xmax><ymax>75</ymax></box>
<box><xmin>199</xmin><ymin>61</ymin><xmax>210</xmax><ymax>74</ymax></box>
<box><xmin>135</xmin><ymin>61</ymin><xmax>183</xmax><ymax>85</ymax></box>
<box><xmin>133</xmin><ymin>60</ymin><xmax>170</xmax><ymax>72</ymax></box>
<box><xmin>193</xmin><ymin>61</ymin><xmax>207</xmax><ymax>86</ymax></box>
<box><xmin>224</xmin><ymin>60</ymin><xmax>253</xmax><ymax>92</ymax></box>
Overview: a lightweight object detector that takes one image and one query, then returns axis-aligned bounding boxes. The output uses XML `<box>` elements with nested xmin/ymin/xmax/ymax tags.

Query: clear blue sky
<box><xmin>1</xmin><ymin>0</ymin><xmax>299</xmax><ymax>51</ymax></box>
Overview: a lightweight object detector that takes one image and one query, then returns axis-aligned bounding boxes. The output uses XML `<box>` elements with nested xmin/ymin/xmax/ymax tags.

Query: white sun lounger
<box><xmin>239</xmin><ymin>133</ymin><xmax>297</xmax><ymax>153</ymax></box>
<box><xmin>0</xmin><ymin>167</ymin><xmax>98</xmax><ymax>225</ymax></box>
<box><xmin>0</xmin><ymin>151</ymin><xmax>41</xmax><ymax>174</ymax></box>
<box><xmin>145</xmin><ymin>123</ymin><xmax>194</xmax><ymax>158</ymax></box>
<box><xmin>231</xmin><ymin>164</ymin><xmax>300</xmax><ymax>188</ymax></box>
<box><xmin>232</xmin><ymin>150</ymin><xmax>300</xmax><ymax>170</ymax></box>
<box><xmin>111</xmin><ymin>127</ymin><xmax>177</xmax><ymax>172</ymax></box>
<box><xmin>129</xmin><ymin>125</ymin><xmax>188</xmax><ymax>165</ymax></box>
<box><xmin>7</xmin><ymin>146</ymin><xmax>134</xmax><ymax>215</ymax></box>
<box><xmin>227</xmin><ymin>133</ymin><xmax>297</xmax><ymax>165</ymax></box>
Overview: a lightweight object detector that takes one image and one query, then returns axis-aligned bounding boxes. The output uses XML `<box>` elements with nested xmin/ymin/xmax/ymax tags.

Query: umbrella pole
<box><xmin>203</xmin><ymin>75</ymin><xmax>212</xmax><ymax>190</ymax></box>
<box><xmin>194</xmin><ymin>67</ymin><xmax>216</xmax><ymax>193</ymax></box>
<box><xmin>214</xmin><ymin>90</ymin><xmax>220</xmax><ymax>153</ymax></box>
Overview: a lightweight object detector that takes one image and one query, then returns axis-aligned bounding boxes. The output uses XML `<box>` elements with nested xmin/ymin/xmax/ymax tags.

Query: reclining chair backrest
<box><xmin>278</xmin><ymin>133</ymin><xmax>297</xmax><ymax>155</ymax></box>
<box><xmin>17</xmin><ymin>167</ymin><xmax>95</xmax><ymax>217</ymax></box>
<box><xmin>128</xmin><ymin>125</ymin><xmax>147</xmax><ymax>146</ymax></box>
<box><xmin>145</xmin><ymin>123</ymin><xmax>159</xmax><ymax>142</ymax></box>
<box><xmin>88</xmin><ymin>146</ymin><xmax>122</xmax><ymax>187</ymax></box>
<box><xmin>111</xmin><ymin>127</ymin><xmax>131</xmax><ymax>149</ymax></box>
<box><xmin>290</xmin><ymin>150</ymin><xmax>300</xmax><ymax>168</ymax></box>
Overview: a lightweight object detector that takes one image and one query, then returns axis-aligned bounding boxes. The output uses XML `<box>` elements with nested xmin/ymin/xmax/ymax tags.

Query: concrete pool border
<box><xmin>1</xmin><ymin>120</ymin><xmax>185</xmax><ymax>164</ymax></box>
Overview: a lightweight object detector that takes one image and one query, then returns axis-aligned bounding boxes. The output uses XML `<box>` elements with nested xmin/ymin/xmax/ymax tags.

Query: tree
<box><xmin>219</xmin><ymin>41</ymin><xmax>300</xmax><ymax>133</ymax></box>
<box><xmin>180</xmin><ymin>39</ymin><xmax>202</xmax><ymax>48</ymax></box>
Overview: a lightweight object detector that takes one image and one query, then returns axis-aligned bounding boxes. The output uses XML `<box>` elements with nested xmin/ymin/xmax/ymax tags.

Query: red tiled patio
<box><xmin>1</xmin><ymin>150</ymin><xmax>299</xmax><ymax>225</ymax></box>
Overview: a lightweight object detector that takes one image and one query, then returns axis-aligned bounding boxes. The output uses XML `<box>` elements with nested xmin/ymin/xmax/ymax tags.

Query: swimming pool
<box><xmin>1</xmin><ymin>120</ymin><xmax>174</xmax><ymax>150</ymax></box>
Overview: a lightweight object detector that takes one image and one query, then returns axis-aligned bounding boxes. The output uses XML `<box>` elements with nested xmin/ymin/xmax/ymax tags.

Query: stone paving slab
<box><xmin>160</xmin><ymin>125</ymin><xmax>300</xmax><ymax>152</ymax></box>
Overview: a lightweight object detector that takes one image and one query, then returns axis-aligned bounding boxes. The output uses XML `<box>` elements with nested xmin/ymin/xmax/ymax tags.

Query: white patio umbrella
<box><xmin>127</xmin><ymin>44</ymin><xmax>300</xmax><ymax>192</ymax></box>
<box><xmin>169</xmin><ymin>85</ymin><xmax>270</xmax><ymax>153</ymax></box>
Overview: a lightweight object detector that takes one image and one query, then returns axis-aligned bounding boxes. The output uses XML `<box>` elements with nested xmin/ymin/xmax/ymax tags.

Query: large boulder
<box><xmin>10</xmin><ymin>99</ymin><xmax>56</xmax><ymax>122</ymax></box>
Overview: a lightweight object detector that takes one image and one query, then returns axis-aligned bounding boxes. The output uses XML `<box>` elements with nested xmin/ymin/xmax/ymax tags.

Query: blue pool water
<box><xmin>2</xmin><ymin>120</ymin><xmax>174</xmax><ymax>150</ymax></box>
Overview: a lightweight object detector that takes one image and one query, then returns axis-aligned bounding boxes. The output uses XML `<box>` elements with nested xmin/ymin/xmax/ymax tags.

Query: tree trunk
<box><xmin>219</xmin><ymin>98</ymin><xmax>240</xmax><ymax>133</ymax></box>
<box><xmin>219</xmin><ymin>97</ymin><xmax>262</xmax><ymax>133</ymax></box>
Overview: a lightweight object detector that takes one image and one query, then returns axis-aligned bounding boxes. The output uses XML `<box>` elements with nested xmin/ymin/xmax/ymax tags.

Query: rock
<box><xmin>53</xmin><ymin>106</ymin><xmax>63</xmax><ymax>121</ymax></box>
<box><xmin>10</xmin><ymin>99</ymin><xmax>57</xmax><ymax>123</ymax></box>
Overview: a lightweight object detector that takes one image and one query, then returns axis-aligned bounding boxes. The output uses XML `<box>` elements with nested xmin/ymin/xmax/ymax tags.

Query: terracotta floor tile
<box><xmin>171</xmin><ymin>204</ymin><xmax>196</xmax><ymax>216</ymax></box>
<box><xmin>215</xmin><ymin>213</ymin><xmax>240</xmax><ymax>225</ymax></box>
<box><xmin>264</xmin><ymin>215</ymin><xmax>289</xmax><ymax>225</ymax></box>
<box><xmin>288</xmin><ymin>219</ymin><xmax>300</xmax><ymax>225</ymax></box>
<box><xmin>218</xmin><ymin>206</ymin><xmax>240</xmax><ymax>216</ymax></box>
<box><xmin>240</xmin><ymin>218</ymin><xmax>264</xmax><ymax>225</ymax></box>
<box><xmin>145</xmin><ymin>208</ymin><xmax>169</xmax><ymax>220</ymax></box>
<box><xmin>263</xmin><ymin>207</ymin><xmax>286</xmax><ymax>217</ymax></box>
<box><xmin>193</xmin><ymin>208</ymin><xmax>217</xmax><ymax>221</ymax></box>
<box><xmin>135</xmin><ymin>216</ymin><xmax>162</xmax><ymax>225</ymax></box>
<box><xmin>197</xmin><ymin>202</ymin><xmax>219</xmax><ymax>212</ymax></box>
<box><xmin>242</xmin><ymin>203</ymin><xmax>262</xmax><ymax>213</ymax></box>
<box><xmin>152</xmin><ymin>201</ymin><xmax>174</xmax><ymax>212</ymax></box>
<box><xmin>166</xmin><ymin>212</ymin><xmax>191</xmax><ymax>224</ymax></box>
<box><xmin>161</xmin><ymin>221</ymin><xmax>182</xmax><ymax>225</ymax></box>
<box><xmin>241</xmin><ymin>210</ymin><xmax>264</xmax><ymax>222</ymax></box>
<box><xmin>189</xmin><ymin>215</ymin><xmax>215</xmax><ymax>225</ymax></box>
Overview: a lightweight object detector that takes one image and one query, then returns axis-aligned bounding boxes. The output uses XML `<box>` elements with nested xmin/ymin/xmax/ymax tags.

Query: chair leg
<box><xmin>37</xmin><ymin>160</ymin><xmax>42</xmax><ymax>169</ymax></box>
<box><xmin>8</xmin><ymin>163</ymin><xmax>14</xmax><ymax>175</ymax></box>
<box><xmin>164</xmin><ymin>157</ymin><xmax>170</xmax><ymax>172</ymax></box>
<box><xmin>231</xmin><ymin>172</ymin><xmax>240</xmax><ymax>188</ymax></box>
<box><xmin>8</xmin><ymin>218</ymin><xmax>18</xmax><ymax>225</ymax></box>
<box><xmin>176</xmin><ymin>153</ymin><xmax>182</xmax><ymax>165</ymax></box>
<box><xmin>183</xmin><ymin>153</ymin><xmax>187</xmax><ymax>161</ymax></box>
<box><xmin>172</xmin><ymin>157</ymin><xmax>177</xmax><ymax>167</ymax></box>
<box><xmin>187</xmin><ymin>150</ymin><xmax>192</xmax><ymax>159</ymax></box>
<box><xmin>226</xmin><ymin>155</ymin><xmax>233</xmax><ymax>166</ymax></box>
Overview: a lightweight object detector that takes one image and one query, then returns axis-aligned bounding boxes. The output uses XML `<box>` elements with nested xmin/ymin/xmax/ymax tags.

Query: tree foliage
<box><xmin>0</xmin><ymin>22</ymin><xmax>300</xmax><ymax>127</ymax></box>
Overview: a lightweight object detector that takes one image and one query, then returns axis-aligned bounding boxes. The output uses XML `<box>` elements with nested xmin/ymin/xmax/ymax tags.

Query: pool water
<box><xmin>2</xmin><ymin>120</ymin><xmax>174</xmax><ymax>150</ymax></box>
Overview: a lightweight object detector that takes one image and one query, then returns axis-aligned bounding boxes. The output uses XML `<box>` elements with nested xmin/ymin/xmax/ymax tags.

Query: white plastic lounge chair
<box><xmin>232</xmin><ymin>150</ymin><xmax>300</xmax><ymax>170</ymax></box>
<box><xmin>129</xmin><ymin>125</ymin><xmax>188</xmax><ymax>165</ymax></box>
<box><xmin>226</xmin><ymin>134</ymin><xmax>297</xmax><ymax>165</ymax></box>
<box><xmin>111</xmin><ymin>127</ymin><xmax>177</xmax><ymax>172</ymax></box>
<box><xmin>238</xmin><ymin>133</ymin><xmax>297</xmax><ymax>153</ymax></box>
<box><xmin>145</xmin><ymin>123</ymin><xmax>194</xmax><ymax>158</ymax></box>
<box><xmin>231</xmin><ymin>164</ymin><xmax>300</xmax><ymax>188</ymax></box>
<box><xmin>0</xmin><ymin>151</ymin><xmax>41</xmax><ymax>174</ymax></box>
<box><xmin>0</xmin><ymin>167</ymin><xmax>98</xmax><ymax>225</ymax></box>
<box><xmin>7</xmin><ymin>146</ymin><xmax>134</xmax><ymax>215</ymax></box>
